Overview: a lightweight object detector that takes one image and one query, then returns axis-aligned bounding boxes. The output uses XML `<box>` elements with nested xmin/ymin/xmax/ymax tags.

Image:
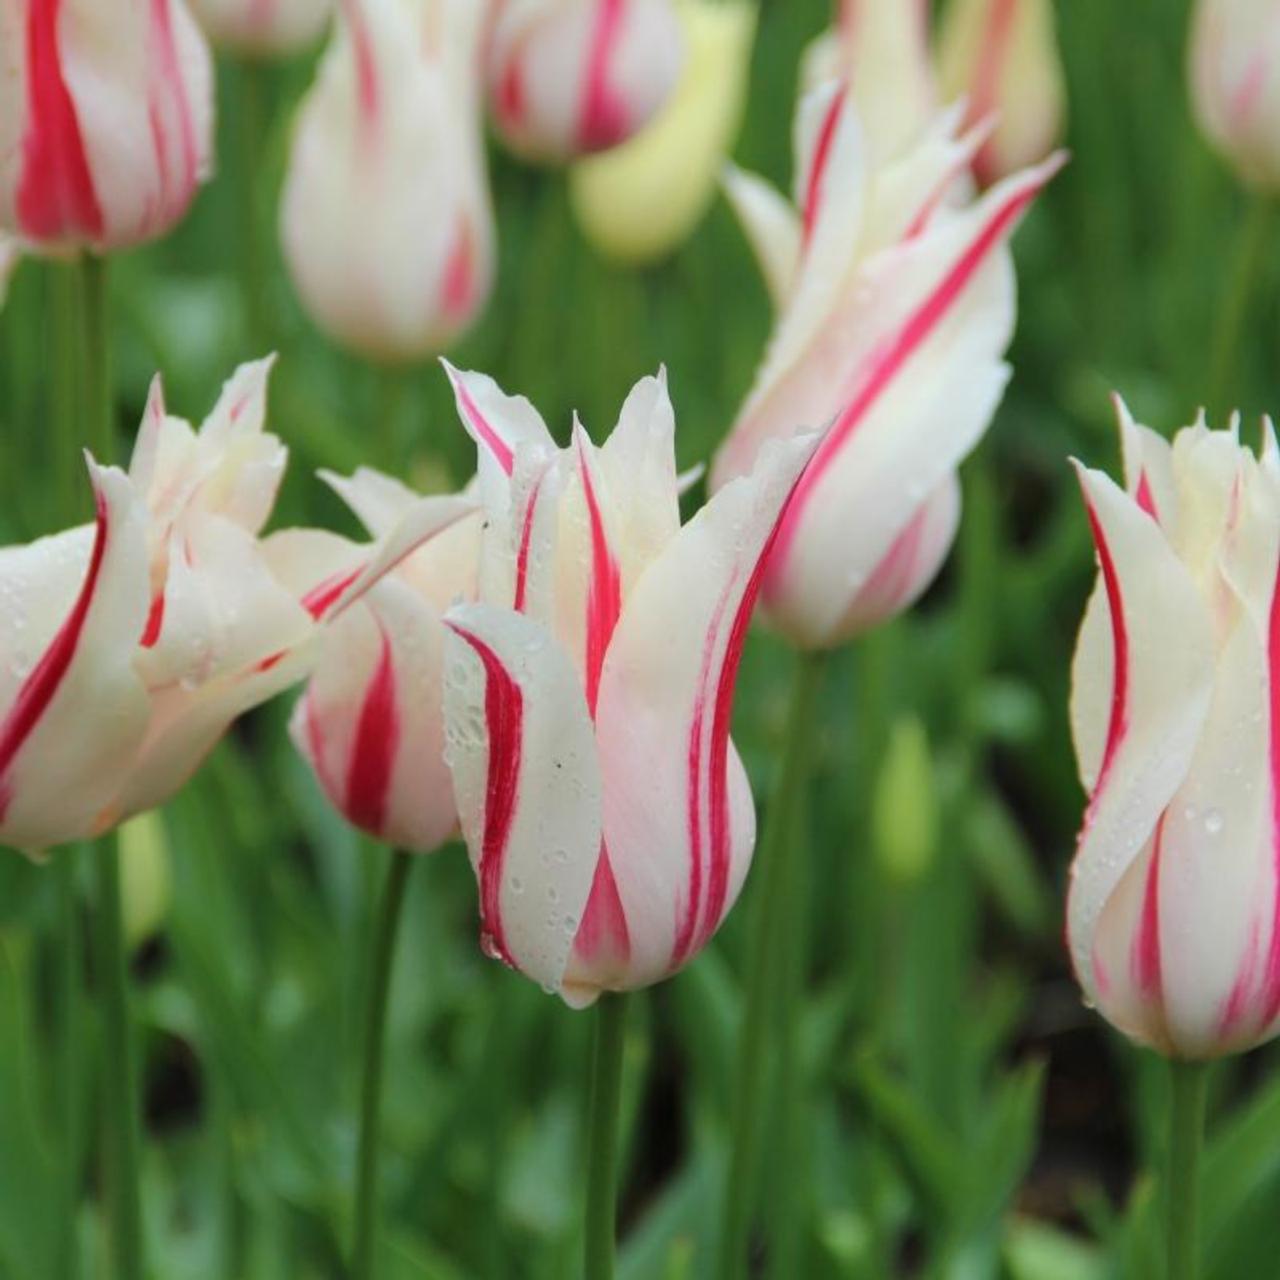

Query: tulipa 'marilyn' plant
<box><xmin>715</xmin><ymin>79</ymin><xmax>1063</xmax><ymax>1278</ymax></box>
<box><xmin>276</xmin><ymin>466</ymin><xmax>477</xmax><ymax>1280</ymax></box>
<box><xmin>568</xmin><ymin>0</ymin><xmax>756</xmax><ymax>265</ymax></box>
<box><xmin>1070</xmin><ymin>399</ymin><xmax>1280</xmax><ymax>1280</ymax></box>
<box><xmin>187</xmin><ymin>0</ymin><xmax>333</xmax><ymax>55</ymax></box>
<box><xmin>436</xmin><ymin>363</ymin><xmax>815</xmax><ymax>1279</ymax></box>
<box><xmin>937</xmin><ymin>0</ymin><xmax>1067</xmax><ymax>187</ymax></box>
<box><xmin>280</xmin><ymin>0</ymin><xmax>495</xmax><ymax>364</ymax></box>
<box><xmin>484</xmin><ymin>0</ymin><xmax>685</xmax><ymax>165</ymax></box>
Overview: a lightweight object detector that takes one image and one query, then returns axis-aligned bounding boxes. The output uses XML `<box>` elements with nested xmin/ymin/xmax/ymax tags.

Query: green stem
<box><xmin>583</xmin><ymin>993</ymin><xmax>630</xmax><ymax>1280</ymax></box>
<box><xmin>77</xmin><ymin>255</ymin><xmax>112</xmax><ymax>465</ymax></box>
<box><xmin>94</xmin><ymin>836</ymin><xmax>143</xmax><ymax>1280</ymax></box>
<box><xmin>1208</xmin><ymin>195</ymin><xmax>1273</xmax><ymax>417</ymax></box>
<box><xmin>55</xmin><ymin>853</ymin><xmax>81</xmax><ymax>1280</ymax></box>
<box><xmin>352</xmin><ymin>849</ymin><xmax>414</xmax><ymax>1280</ymax></box>
<box><xmin>719</xmin><ymin>651</ymin><xmax>828</xmax><ymax>1280</ymax></box>
<box><xmin>1167</xmin><ymin>1060</ymin><xmax>1208</xmax><ymax>1280</ymax></box>
<box><xmin>50</xmin><ymin>263</ymin><xmax>82</xmax><ymax>520</ymax></box>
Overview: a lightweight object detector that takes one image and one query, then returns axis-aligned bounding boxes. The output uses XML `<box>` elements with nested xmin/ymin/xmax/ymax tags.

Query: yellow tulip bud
<box><xmin>871</xmin><ymin>716</ymin><xmax>938</xmax><ymax>885</ymax></box>
<box><xmin>568</xmin><ymin>0</ymin><xmax>756</xmax><ymax>264</ymax></box>
<box><xmin>118</xmin><ymin>811</ymin><xmax>172</xmax><ymax>950</ymax></box>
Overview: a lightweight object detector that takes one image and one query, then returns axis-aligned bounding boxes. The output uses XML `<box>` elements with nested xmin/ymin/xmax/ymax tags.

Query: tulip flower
<box><xmin>716</xmin><ymin>84</ymin><xmax>1063</xmax><ymax>651</ymax></box>
<box><xmin>485</xmin><ymin>0</ymin><xmax>685</xmax><ymax>164</ymax></box>
<box><xmin>1068</xmin><ymin>399</ymin><xmax>1280</xmax><ymax>1060</ymax></box>
<box><xmin>938</xmin><ymin>0</ymin><xmax>1067</xmax><ymax>186</ymax></box>
<box><xmin>0</xmin><ymin>0</ymin><xmax>214</xmax><ymax>252</ymax></box>
<box><xmin>187</xmin><ymin>0</ymin><xmax>332</xmax><ymax>55</ymax></box>
<box><xmin>0</xmin><ymin>357</ymin><xmax>462</xmax><ymax>855</ymax></box>
<box><xmin>279</xmin><ymin>467</ymin><xmax>480</xmax><ymax>852</ymax></box>
<box><xmin>437</xmin><ymin>364</ymin><xmax>816</xmax><ymax>1006</ymax></box>
<box><xmin>800</xmin><ymin>0</ymin><xmax>936</xmax><ymax>163</ymax></box>
<box><xmin>568</xmin><ymin>0</ymin><xmax>755</xmax><ymax>264</ymax></box>
<box><xmin>280</xmin><ymin>0</ymin><xmax>495</xmax><ymax>362</ymax></box>
<box><xmin>1189</xmin><ymin>0</ymin><xmax>1280</xmax><ymax>190</ymax></box>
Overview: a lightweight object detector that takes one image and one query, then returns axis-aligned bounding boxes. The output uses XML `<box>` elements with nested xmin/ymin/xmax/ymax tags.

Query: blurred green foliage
<box><xmin>4</xmin><ymin>0</ymin><xmax>1280</xmax><ymax>1277</ymax></box>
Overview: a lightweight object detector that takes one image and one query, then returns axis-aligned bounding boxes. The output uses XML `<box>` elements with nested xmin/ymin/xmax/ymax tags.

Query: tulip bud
<box><xmin>280</xmin><ymin>467</ymin><xmax>480</xmax><ymax>853</ymax></box>
<box><xmin>1189</xmin><ymin>0</ymin><xmax>1280</xmax><ymax>190</ymax></box>
<box><xmin>485</xmin><ymin>0</ymin><xmax>684</xmax><ymax>164</ymax></box>
<box><xmin>716</xmin><ymin>85</ymin><xmax>1063</xmax><ymax>651</ymax></box>
<box><xmin>568</xmin><ymin>0</ymin><xmax>755</xmax><ymax>264</ymax></box>
<box><xmin>439</xmin><ymin>364</ymin><xmax>818</xmax><ymax>1005</ymax></box>
<box><xmin>800</xmin><ymin>0</ymin><xmax>936</xmax><ymax>163</ymax></box>
<box><xmin>1070</xmin><ymin>398</ymin><xmax>1280</xmax><ymax>1059</ymax></box>
<box><xmin>0</xmin><ymin>0</ymin><xmax>214</xmax><ymax>252</ymax></box>
<box><xmin>280</xmin><ymin>0</ymin><xmax>495</xmax><ymax>362</ymax></box>
<box><xmin>187</xmin><ymin>0</ymin><xmax>332</xmax><ymax>56</ymax></box>
<box><xmin>938</xmin><ymin>0</ymin><xmax>1067</xmax><ymax>186</ymax></box>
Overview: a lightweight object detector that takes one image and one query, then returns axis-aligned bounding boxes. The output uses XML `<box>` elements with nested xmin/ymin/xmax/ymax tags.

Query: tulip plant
<box><xmin>6</xmin><ymin>3</ymin><xmax>1280</xmax><ymax>1280</ymax></box>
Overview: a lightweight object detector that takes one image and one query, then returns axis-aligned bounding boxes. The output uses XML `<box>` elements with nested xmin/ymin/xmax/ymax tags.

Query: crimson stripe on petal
<box><xmin>343</xmin><ymin>627</ymin><xmax>400</xmax><ymax>835</ymax></box>
<box><xmin>577</xmin><ymin>437</ymin><xmax>622</xmax><ymax>718</ymax></box>
<box><xmin>801</xmin><ymin>85</ymin><xmax>847</xmax><ymax>250</ymax></box>
<box><xmin>573</xmin><ymin>846</ymin><xmax>632</xmax><ymax>966</ymax></box>
<box><xmin>1083</xmin><ymin>496</ymin><xmax>1130</xmax><ymax>797</ymax></box>
<box><xmin>513</xmin><ymin>470</ymin><xmax>546</xmax><ymax>614</ymax></box>
<box><xmin>450</xmin><ymin>370</ymin><xmax>515</xmax><ymax>476</ymax></box>
<box><xmin>578</xmin><ymin>0</ymin><xmax>629</xmax><ymax>152</ymax></box>
<box><xmin>1258</xmin><ymin>559</ymin><xmax>1280</xmax><ymax>1026</ymax></box>
<box><xmin>448</xmin><ymin>623</ymin><xmax>524</xmax><ymax>969</ymax></box>
<box><xmin>1131</xmin><ymin>814</ymin><xmax>1164</xmax><ymax>999</ymax></box>
<box><xmin>17</xmin><ymin>0</ymin><xmax>104</xmax><ymax>240</ymax></box>
<box><xmin>0</xmin><ymin>485</ymin><xmax>111</xmax><ymax>819</ymax></box>
<box><xmin>969</xmin><ymin>0</ymin><xmax>1018</xmax><ymax>186</ymax></box>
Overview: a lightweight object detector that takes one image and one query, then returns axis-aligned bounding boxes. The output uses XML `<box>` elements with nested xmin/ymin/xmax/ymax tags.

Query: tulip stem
<box><xmin>1208</xmin><ymin>194</ymin><xmax>1272</xmax><ymax>418</ymax></box>
<box><xmin>352</xmin><ymin>848</ymin><xmax>414</xmax><ymax>1280</ymax></box>
<box><xmin>77</xmin><ymin>254</ymin><xmax>113</xmax><ymax>465</ymax></box>
<box><xmin>1167</xmin><ymin>1059</ymin><xmax>1208</xmax><ymax>1280</ymax></box>
<box><xmin>94</xmin><ymin>835</ymin><xmax>143</xmax><ymax>1280</ymax></box>
<box><xmin>719</xmin><ymin>650</ymin><xmax>828</xmax><ymax>1280</ymax></box>
<box><xmin>584</xmin><ymin>992</ymin><xmax>629</xmax><ymax>1280</ymax></box>
<box><xmin>55</xmin><ymin>853</ymin><xmax>82</xmax><ymax>1280</ymax></box>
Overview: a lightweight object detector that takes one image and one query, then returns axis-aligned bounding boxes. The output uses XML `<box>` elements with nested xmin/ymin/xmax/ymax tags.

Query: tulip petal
<box><xmin>1114</xmin><ymin>394</ymin><xmax>1177</xmax><ymax>529</ymax></box>
<box><xmin>0</xmin><ymin>461</ymin><xmax>150</xmax><ymax>850</ymax></box>
<box><xmin>1066</xmin><ymin>464</ymin><xmax>1215</xmax><ymax>1008</ymax></box>
<box><xmin>294</xmin><ymin>577</ymin><xmax>456</xmax><ymax>853</ymax></box>
<box><xmin>442</xmin><ymin>360</ymin><xmax>556</xmax><ymax>480</ymax></box>
<box><xmin>592</xmin><ymin>432</ymin><xmax>817</xmax><ymax>990</ymax></box>
<box><xmin>720</xmin><ymin>164</ymin><xmax>801</xmax><ymax>308</ymax></box>
<box><xmin>320</xmin><ymin>465</ymin><xmax>425</xmax><ymax>538</ymax></box>
<box><xmin>443</xmin><ymin>603</ymin><xmax>602</xmax><ymax>994</ymax></box>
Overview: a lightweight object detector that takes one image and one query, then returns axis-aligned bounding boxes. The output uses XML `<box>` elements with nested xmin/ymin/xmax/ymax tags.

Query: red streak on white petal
<box><xmin>302</xmin><ymin>566</ymin><xmax>364</xmax><ymax>620</ymax></box>
<box><xmin>1257</xmin><ymin>560</ymin><xmax>1280</xmax><ymax>1027</ymax></box>
<box><xmin>1219</xmin><ymin>917</ymin><xmax>1261</xmax><ymax>1037</ymax></box>
<box><xmin>767</xmin><ymin>168</ymin><xmax>1052</xmax><ymax>589</ymax></box>
<box><xmin>1131</xmin><ymin>815</ymin><xmax>1164</xmax><ymax>999</ymax></box>
<box><xmin>497</xmin><ymin>54</ymin><xmax>526</xmax><ymax>125</ymax></box>
<box><xmin>341</xmin><ymin>0</ymin><xmax>380</xmax><ymax>122</ymax></box>
<box><xmin>441</xmin><ymin>216</ymin><xmax>476</xmax><ymax>320</ymax></box>
<box><xmin>1135</xmin><ymin>471</ymin><xmax>1159</xmax><ymax>521</ymax></box>
<box><xmin>147</xmin><ymin>0</ymin><xmax>200</xmax><ymax>232</ymax></box>
<box><xmin>1082</xmin><ymin>497</ymin><xmax>1130</xmax><ymax>798</ymax></box>
<box><xmin>448</xmin><ymin>623</ymin><xmax>522</xmax><ymax>969</ymax></box>
<box><xmin>513</xmin><ymin>471</ymin><xmax>545</xmax><ymax>614</ymax></box>
<box><xmin>453</xmin><ymin>374</ymin><xmax>515</xmax><ymax>477</ymax></box>
<box><xmin>343</xmin><ymin>627</ymin><xmax>400</xmax><ymax>835</ymax></box>
<box><xmin>0</xmin><ymin>486</ymin><xmax>111</xmax><ymax>819</ymax></box>
<box><xmin>140</xmin><ymin>591</ymin><xmax>166</xmax><ymax>648</ymax></box>
<box><xmin>573</xmin><ymin>845</ymin><xmax>632</xmax><ymax>968</ymax></box>
<box><xmin>577</xmin><ymin>438</ymin><xmax>622</xmax><ymax>718</ymax></box>
<box><xmin>17</xmin><ymin>0</ymin><xmax>104</xmax><ymax>241</ymax></box>
<box><xmin>801</xmin><ymin>86</ymin><xmax>847</xmax><ymax>250</ymax></box>
<box><xmin>578</xmin><ymin>0</ymin><xmax>631</xmax><ymax>152</ymax></box>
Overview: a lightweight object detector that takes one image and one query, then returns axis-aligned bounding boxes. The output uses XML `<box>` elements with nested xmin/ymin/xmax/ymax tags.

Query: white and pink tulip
<box><xmin>716</xmin><ymin>84</ymin><xmax>1063</xmax><ymax>651</ymax></box>
<box><xmin>187</xmin><ymin>0</ymin><xmax>332</xmax><ymax>56</ymax></box>
<box><xmin>0</xmin><ymin>358</ymin><xmax>466</xmax><ymax>854</ymax></box>
<box><xmin>938</xmin><ymin>0</ymin><xmax>1067</xmax><ymax>187</ymax></box>
<box><xmin>437</xmin><ymin>365</ymin><xmax>816</xmax><ymax>1006</ymax></box>
<box><xmin>277</xmin><ymin>468</ymin><xmax>479</xmax><ymax>853</ymax></box>
<box><xmin>1070</xmin><ymin>400</ymin><xmax>1280</xmax><ymax>1060</ymax></box>
<box><xmin>0</xmin><ymin>0</ymin><xmax>214</xmax><ymax>252</ymax></box>
<box><xmin>485</xmin><ymin>0</ymin><xmax>684</xmax><ymax>164</ymax></box>
<box><xmin>279</xmin><ymin>0</ymin><xmax>495</xmax><ymax>362</ymax></box>
<box><xmin>1189</xmin><ymin>0</ymin><xmax>1280</xmax><ymax>190</ymax></box>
